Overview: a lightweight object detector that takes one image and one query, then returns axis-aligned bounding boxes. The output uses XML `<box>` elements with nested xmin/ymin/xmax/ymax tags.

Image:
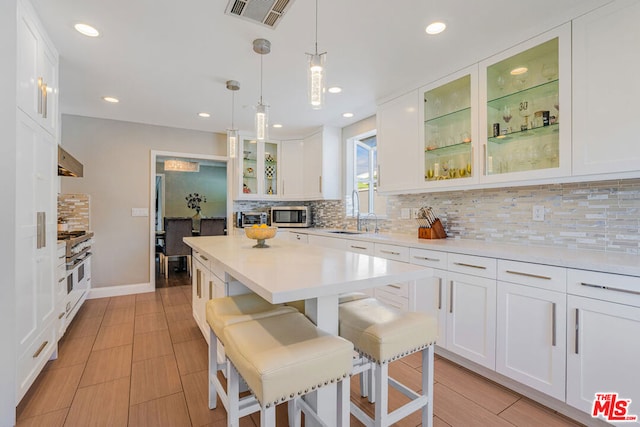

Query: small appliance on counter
<box><xmin>271</xmin><ymin>206</ymin><xmax>310</xmax><ymax>228</ymax></box>
<box><xmin>416</xmin><ymin>207</ymin><xmax>446</xmax><ymax>239</ymax></box>
<box><xmin>237</xmin><ymin>211</ymin><xmax>268</xmax><ymax>228</ymax></box>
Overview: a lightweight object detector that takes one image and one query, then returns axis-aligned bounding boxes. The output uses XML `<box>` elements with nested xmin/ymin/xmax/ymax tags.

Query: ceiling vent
<box><xmin>225</xmin><ymin>0</ymin><xmax>294</xmax><ymax>29</ymax></box>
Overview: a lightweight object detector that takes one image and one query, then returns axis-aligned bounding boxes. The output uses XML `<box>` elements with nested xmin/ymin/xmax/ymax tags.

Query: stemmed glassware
<box><xmin>502</xmin><ymin>105</ymin><xmax>512</xmax><ymax>133</ymax></box>
<box><xmin>541</xmin><ymin>63</ymin><xmax>558</xmax><ymax>81</ymax></box>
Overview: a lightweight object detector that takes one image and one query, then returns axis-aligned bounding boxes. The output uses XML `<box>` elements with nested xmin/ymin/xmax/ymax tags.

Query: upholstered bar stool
<box><xmin>339</xmin><ymin>297</ymin><xmax>438</xmax><ymax>427</ymax></box>
<box><xmin>223</xmin><ymin>311</ymin><xmax>354</xmax><ymax>427</ymax></box>
<box><xmin>206</xmin><ymin>294</ymin><xmax>299</xmax><ymax>416</ymax></box>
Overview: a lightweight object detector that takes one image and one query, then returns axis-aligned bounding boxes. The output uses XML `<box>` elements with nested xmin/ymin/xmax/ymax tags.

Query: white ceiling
<box><xmin>32</xmin><ymin>0</ymin><xmax>609</xmax><ymax>140</ymax></box>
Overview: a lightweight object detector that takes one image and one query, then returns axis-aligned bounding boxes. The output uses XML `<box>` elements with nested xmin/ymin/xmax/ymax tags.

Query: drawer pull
<box><xmin>350</xmin><ymin>245</ymin><xmax>368</xmax><ymax>250</ymax></box>
<box><xmin>389</xmin><ymin>284</ymin><xmax>402</xmax><ymax>290</ymax></box>
<box><xmin>505</xmin><ymin>270</ymin><xmax>551</xmax><ymax>280</ymax></box>
<box><xmin>58</xmin><ymin>312</ymin><xmax>65</xmax><ymax>320</ymax></box>
<box><xmin>454</xmin><ymin>262</ymin><xmax>486</xmax><ymax>270</ymax></box>
<box><xmin>580</xmin><ymin>282</ymin><xmax>640</xmax><ymax>296</ymax></box>
<box><xmin>196</xmin><ymin>269</ymin><xmax>201</xmax><ymax>298</ymax></box>
<box><xmin>574</xmin><ymin>308</ymin><xmax>579</xmax><ymax>354</ymax></box>
<box><xmin>437</xmin><ymin>278</ymin><xmax>442</xmax><ymax>310</ymax></box>
<box><xmin>414</xmin><ymin>256</ymin><xmax>440</xmax><ymax>262</ymax></box>
<box><xmin>551</xmin><ymin>302</ymin><xmax>556</xmax><ymax>347</ymax></box>
<box><xmin>209</xmin><ymin>281</ymin><xmax>213</xmax><ymax>300</ymax></box>
<box><xmin>33</xmin><ymin>341</ymin><xmax>48</xmax><ymax>358</ymax></box>
<box><xmin>449</xmin><ymin>281</ymin><xmax>454</xmax><ymax>313</ymax></box>
<box><xmin>200</xmin><ymin>255</ymin><xmax>209</xmax><ymax>261</ymax></box>
<box><xmin>380</xmin><ymin>250</ymin><xmax>401</xmax><ymax>256</ymax></box>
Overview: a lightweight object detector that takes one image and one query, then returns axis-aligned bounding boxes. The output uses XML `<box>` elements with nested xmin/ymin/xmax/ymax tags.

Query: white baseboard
<box><xmin>87</xmin><ymin>282</ymin><xmax>154</xmax><ymax>299</ymax></box>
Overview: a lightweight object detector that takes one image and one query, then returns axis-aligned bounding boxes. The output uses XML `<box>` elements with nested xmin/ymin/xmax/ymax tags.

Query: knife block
<box><xmin>418</xmin><ymin>219</ymin><xmax>447</xmax><ymax>239</ymax></box>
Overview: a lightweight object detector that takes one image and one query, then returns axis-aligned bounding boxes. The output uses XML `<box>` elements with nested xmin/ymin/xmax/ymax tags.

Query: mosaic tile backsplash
<box><xmin>235</xmin><ymin>178</ymin><xmax>640</xmax><ymax>254</ymax></box>
<box><xmin>58</xmin><ymin>193</ymin><xmax>91</xmax><ymax>231</ymax></box>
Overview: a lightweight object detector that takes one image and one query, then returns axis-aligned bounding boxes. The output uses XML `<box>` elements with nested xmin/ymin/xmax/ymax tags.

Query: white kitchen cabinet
<box><xmin>191</xmin><ymin>250</ymin><xmax>213</xmax><ymax>339</ymax></box>
<box><xmin>479</xmin><ymin>24</ymin><xmax>571</xmax><ymax>184</ymax></box>
<box><xmin>238</xmin><ymin>137</ymin><xmax>280</xmax><ymax>199</ymax></box>
<box><xmin>343</xmin><ymin>239</ymin><xmax>374</xmax><ymax>255</ymax></box>
<box><xmin>15</xmin><ymin>107</ymin><xmax>57</xmax><ymax>403</ymax></box>
<box><xmin>373</xmin><ymin>243</ymin><xmax>412</xmax><ymax>311</ymax></box>
<box><xmin>279</xmin><ymin>140</ymin><xmax>304</xmax><ymax>199</ymax></box>
<box><xmin>54</xmin><ymin>242</ymin><xmax>67</xmax><ymax>339</ymax></box>
<box><xmin>496</xmin><ymin>278</ymin><xmax>566</xmax><ymax>400</ymax></box>
<box><xmin>566</xmin><ymin>269</ymin><xmax>640</xmax><ymax>417</ymax></box>
<box><xmin>572</xmin><ymin>0</ymin><xmax>640</xmax><ymax>177</ymax></box>
<box><xmin>16</xmin><ymin>0</ymin><xmax>58</xmax><ymax>137</ymax></box>
<box><xmin>302</xmin><ymin>126</ymin><xmax>341</xmax><ymax>200</ymax></box>
<box><xmin>420</xmin><ymin>65</ymin><xmax>479</xmax><ymax>188</ymax></box>
<box><xmin>446</xmin><ymin>254</ymin><xmax>497</xmax><ymax>370</ymax></box>
<box><xmin>376</xmin><ymin>90</ymin><xmax>421</xmax><ymax>193</ymax></box>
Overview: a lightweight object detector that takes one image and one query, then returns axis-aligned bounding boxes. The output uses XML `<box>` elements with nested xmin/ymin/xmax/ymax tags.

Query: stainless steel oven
<box><xmin>270</xmin><ymin>206</ymin><xmax>310</xmax><ymax>228</ymax></box>
<box><xmin>237</xmin><ymin>211</ymin><xmax>268</xmax><ymax>228</ymax></box>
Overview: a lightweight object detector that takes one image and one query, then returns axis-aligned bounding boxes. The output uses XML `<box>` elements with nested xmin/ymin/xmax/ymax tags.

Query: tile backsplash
<box><xmin>58</xmin><ymin>193</ymin><xmax>90</xmax><ymax>231</ymax></box>
<box><xmin>234</xmin><ymin>178</ymin><xmax>640</xmax><ymax>254</ymax></box>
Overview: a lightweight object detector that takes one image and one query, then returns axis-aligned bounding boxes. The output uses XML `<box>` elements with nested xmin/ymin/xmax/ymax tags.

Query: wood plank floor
<box><xmin>16</xmin><ymin>282</ymin><xmax>585</xmax><ymax>426</ymax></box>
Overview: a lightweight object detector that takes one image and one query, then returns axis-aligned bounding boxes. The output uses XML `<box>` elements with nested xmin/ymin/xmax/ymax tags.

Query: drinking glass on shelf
<box><xmin>502</xmin><ymin>105</ymin><xmax>512</xmax><ymax>125</ymax></box>
<box><xmin>496</xmin><ymin>74</ymin><xmax>506</xmax><ymax>92</ymax></box>
<box><xmin>512</xmin><ymin>68</ymin><xmax>529</xmax><ymax>91</ymax></box>
<box><xmin>427</xmin><ymin>168</ymin><xmax>435</xmax><ymax>179</ymax></box>
<box><xmin>541</xmin><ymin>63</ymin><xmax>558</xmax><ymax>81</ymax></box>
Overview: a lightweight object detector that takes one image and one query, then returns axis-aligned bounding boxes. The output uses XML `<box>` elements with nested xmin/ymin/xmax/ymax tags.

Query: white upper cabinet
<box><xmin>302</xmin><ymin>126</ymin><xmax>341</xmax><ymax>200</ymax></box>
<box><xmin>238</xmin><ymin>137</ymin><xmax>280</xmax><ymax>199</ymax></box>
<box><xmin>572</xmin><ymin>0</ymin><xmax>640</xmax><ymax>177</ymax></box>
<box><xmin>17</xmin><ymin>0</ymin><xmax>58</xmax><ymax>137</ymax></box>
<box><xmin>419</xmin><ymin>65</ymin><xmax>479</xmax><ymax>189</ymax></box>
<box><xmin>479</xmin><ymin>23</ymin><xmax>571</xmax><ymax>184</ymax></box>
<box><xmin>280</xmin><ymin>140</ymin><xmax>304</xmax><ymax>199</ymax></box>
<box><xmin>376</xmin><ymin>90</ymin><xmax>421</xmax><ymax>193</ymax></box>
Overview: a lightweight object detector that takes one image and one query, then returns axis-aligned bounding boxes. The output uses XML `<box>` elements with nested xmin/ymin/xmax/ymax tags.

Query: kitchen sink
<box><xmin>326</xmin><ymin>230</ymin><xmax>364</xmax><ymax>235</ymax></box>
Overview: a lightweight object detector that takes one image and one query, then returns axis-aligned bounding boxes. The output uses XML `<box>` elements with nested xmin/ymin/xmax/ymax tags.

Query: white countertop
<box><xmin>288</xmin><ymin>229</ymin><xmax>640</xmax><ymax>277</ymax></box>
<box><xmin>184</xmin><ymin>235</ymin><xmax>432</xmax><ymax>304</ymax></box>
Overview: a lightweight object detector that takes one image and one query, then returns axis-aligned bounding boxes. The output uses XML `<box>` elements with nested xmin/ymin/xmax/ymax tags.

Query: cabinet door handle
<box><xmin>574</xmin><ymin>308</ymin><xmax>579</xmax><ymax>355</ymax></box>
<box><xmin>209</xmin><ymin>281</ymin><xmax>213</xmax><ymax>300</ymax></box>
<box><xmin>453</xmin><ymin>262</ymin><xmax>486</xmax><ymax>270</ymax></box>
<box><xmin>37</xmin><ymin>77</ymin><xmax>43</xmax><ymax>114</ymax></box>
<box><xmin>36</xmin><ymin>212</ymin><xmax>46</xmax><ymax>249</ymax></box>
<box><xmin>413</xmin><ymin>256</ymin><xmax>440</xmax><ymax>262</ymax></box>
<box><xmin>551</xmin><ymin>302</ymin><xmax>556</xmax><ymax>347</ymax></box>
<box><xmin>389</xmin><ymin>284</ymin><xmax>402</xmax><ymax>290</ymax></box>
<box><xmin>449</xmin><ymin>280</ymin><xmax>454</xmax><ymax>313</ymax></box>
<box><xmin>42</xmin><ymin>83</ymin><xmax>48</xmax><ymax>119</ymax></box>
<box><xmin>506</xmin><ymin>270</ymin><xmax>551</xmax><ymax>280</ymax></box>
<box><xmin>33</xmin><ymin>341</ymin><xmax>48</xmax><ymax>358</ymax></box>
<box><xmin>196</xmin><ymin>269</ymin><xmax>201</xmax><ymax>298</ymax></box>
<box><xmin>380</xmin><ymin>250</ymin><xmax>401</xmax><ymax>256</ymax></box>
<box><xmin>580</xmin><ymin>282</ymin><xmax>640</xmax><ymax>296</ymax></box>
<box><xmin>483</xmin><ymin>144</ymin><xmax>487</xmax><ymax>175</ymax></box>
<box><xmin>350</xmin><ymin>245</ymin><xmax>368</xmax><ymax>250</ymax></box>
<box><xmin>318</xmin><ymin>175</ymin><xmax>322</xmax><ymax>193</ymax></box>
<box><xmin>437</xmin><ymin>278</ymin><xmax>442</xmax><ymax>310</ymax></box>
<box><xmin>199</xmin><ymin>255</ymin><xmax>208</xmax><ymax>261</ymax></box>
<box><xmin>58</xmin><ymin>312</ymin><xmax>65</xmax><ymax>320</ymax></box>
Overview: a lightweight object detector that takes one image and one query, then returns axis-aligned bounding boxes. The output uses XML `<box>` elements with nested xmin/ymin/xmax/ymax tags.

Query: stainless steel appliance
<box><xmin>57</xmin><ymin>231</ymin><xmax>93</xmax><ymax>316</ymax></box>
<box><xmin>237</xmin><ymin>211</ymin><xmax>268</xmax><ymax>228</ymax></box>
<box><xmin>270</xmin><ymin>206</ymin><xmax>310</xmax><ymax>228</ymax></box>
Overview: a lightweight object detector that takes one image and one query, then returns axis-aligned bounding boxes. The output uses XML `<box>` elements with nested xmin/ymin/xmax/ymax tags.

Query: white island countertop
<box><xmin>184</xmin><ymin>234</ymin><xmax>432</xmax><ymax>304</ymax></box>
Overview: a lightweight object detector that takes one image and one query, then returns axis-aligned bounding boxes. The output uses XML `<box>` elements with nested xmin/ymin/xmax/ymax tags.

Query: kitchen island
<box><xmin>183</xmin><ymin>234</ymin><xmax>434</xmax><ymax>425</ymax></box>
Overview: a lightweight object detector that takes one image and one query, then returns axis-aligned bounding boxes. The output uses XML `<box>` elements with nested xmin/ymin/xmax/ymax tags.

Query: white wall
<box><xmin>60</xmin><ymin>115</ymin><xmax>226</xmax><ymax>288</ymax></box>
<box><xmin>1</xmin><ymin>0</ymin><xmax>17</xmax><ymax>423</ymax></box>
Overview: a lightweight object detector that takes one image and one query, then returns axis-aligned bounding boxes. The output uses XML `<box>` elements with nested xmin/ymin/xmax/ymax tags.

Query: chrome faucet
<box><xmin>351</xmin><ymin>189</ymin><xmax>361</xmax><ymax>231</ymax></box>
<box><xmin>367</xmin><ymin>212</ymin><xmax>379</xmax><ymax>234</ymax></box>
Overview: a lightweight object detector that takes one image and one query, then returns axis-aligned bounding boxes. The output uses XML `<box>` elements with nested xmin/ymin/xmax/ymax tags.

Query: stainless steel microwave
<box><xmin>237</xmin><ymin>211</ymin><xmax>268</xmax><ymax>228</ymax></box>
<box><xmin>271</xmin><ymin>206</ymin><xmax>310</xmax><ymax>228</ymax></box>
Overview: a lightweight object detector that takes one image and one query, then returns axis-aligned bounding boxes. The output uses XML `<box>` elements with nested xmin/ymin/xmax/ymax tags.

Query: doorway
<box><xmin>150</xmin><ymin>150</ymin><xmax>232</xmax><ymax>288</ymax></box>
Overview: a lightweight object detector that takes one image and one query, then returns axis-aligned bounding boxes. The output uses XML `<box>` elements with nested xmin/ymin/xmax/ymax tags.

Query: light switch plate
<box><xmin>401</xmin><ymin>208</ymin><xmax>410</xmax><ymax>219</ymax></box>
<box><xmin>532</xmin><ymin>205</ymin><xmax>545</xmax><ymax>222</ymax></box>
<box><xmin>132</xmin><ymin>208</ymin><xmax>149</xmax><ymax>217</ymax></box>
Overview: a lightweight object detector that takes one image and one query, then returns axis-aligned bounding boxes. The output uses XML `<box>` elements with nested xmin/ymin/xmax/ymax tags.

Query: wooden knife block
<box><xmin>418</xmin><ymin>219</ymin><xmax>447</xmax><ymax>239</ymax></box>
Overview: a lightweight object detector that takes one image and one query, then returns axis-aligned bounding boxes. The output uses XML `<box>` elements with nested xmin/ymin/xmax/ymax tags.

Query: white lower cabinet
<box><xmin>496</xmin><ymin>281</ymin><xmax>566</xmax><ymax>400</ymax></box>
<box><xmin>374</xmin><ymin>243</ymin><xmax>412</xmax><ymax>311</ymax></box>
<box><xmin>566</xmin><ymin>269</ymin><xmax>640</xmax><ymax>417</ymax></box>
<box><xmin>192</xmin><ymin>251</ymin><xmax>213</xmax><ymax>340</ymax></box>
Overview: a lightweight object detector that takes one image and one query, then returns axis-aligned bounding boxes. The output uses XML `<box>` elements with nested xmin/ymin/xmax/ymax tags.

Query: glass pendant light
<box><xmin>307</xmin><ymin>0</ymin><xmax>326</xmax><ymax>109</ymax></box>
<box><xmin>253</xmin><ymin>39</ymin><xmax>271</xmax><ymax>141</ymax></box>
<box><xmin>226</xmin><ymin>80</ymin><xmax>240</xmax><ymax>158</ymax></box>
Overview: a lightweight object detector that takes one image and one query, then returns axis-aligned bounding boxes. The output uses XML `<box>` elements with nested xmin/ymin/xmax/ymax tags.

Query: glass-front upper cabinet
<box><xmin>420</xmin><ymin>65</ymin><xmax>479</xmax><ymax>188</ymax></box>
<box><xmin>480</xmin><ymin>23</ymin><xmax>571</xmax><ymax>183</ymax></box>
<box><xmin>239</xmin><ymin>137</ymin><xmax>279</xmax><ymax>199</ymax></box>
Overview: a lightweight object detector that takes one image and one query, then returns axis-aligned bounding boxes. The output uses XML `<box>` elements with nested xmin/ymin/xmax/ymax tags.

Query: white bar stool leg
<box><xmin>261</xmin><ymin>405</ymin><xmax>276</xmax><ymax>427</ymax></box>
<box><xmin>288</xmin><ymin>399</ymin><xmax>301</xmax><ymax>427</ymax></box>
<box><xmin>208</xmin><ymin>328</ymin><xmax>218</xmax><ymax>409</ymax></box>
<box><xmin>374</xmin><ymin>363</ymin><xmax>389</xmax><ymax>427</ymax></box>
<box><xmin>422</xmin><ymin>346</ymin><xmax>434</xmax><ymax>427</ymax></box>
<box><xmin>337</xmin><ymin>375</ymin><xmax>350</xmax><ymax>427</ymax></box>
<box><xmin>227</xmin><ymin>363</ymin><xmax>240</xmax><ymax>427</ymax></box>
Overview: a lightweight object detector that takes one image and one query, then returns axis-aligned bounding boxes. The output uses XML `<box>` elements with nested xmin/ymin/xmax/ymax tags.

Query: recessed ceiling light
<box><xmin>510</xmin><ymin>66</ymin><xmax>529</xmax><ymax>75</ymax></box>
<box><xmin>425</xmin><ymin>22</ymin><xmax>446</xmax><ymax>35</ymax></box>
<box><xmin>102</xmin><ymin>96</ymin><xmax>119</xmax><ymax>103</ymax></box>
<box><xmin>197</xmin><ymin>112</ymin><xmax>211</xmax><ymax>118</ymax></box>
<box><xmin>273</xmin><ymin>124</ymin><xmax>283</xmax><ymax>128</ymax></box>
<box><xmin>328</xmin><ymin>87</ymin><xmax>342</xmax><ymax>94</ymax></box>
<box><xmin>342</xmin><ymin>112</ymin><xmax>354</xmax><ymax>118</ymax></box>
<box><xmin>74</xmin><ymin>23</ymin><xmax>100</xmax><ymax>37</ymax></box>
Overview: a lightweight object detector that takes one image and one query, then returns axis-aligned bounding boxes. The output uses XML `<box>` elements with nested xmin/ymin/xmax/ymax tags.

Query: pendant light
<box><xmin>306</xmin><ymin>0</ymin><xmax>326</xmax><ymax>109</ymax></box>
<box><xmin>226</xmin><ymin>80</ymin><xmax>240</xmax><ymax>158</ymax></box>
<box><xmin>253</xmin><ymin>38</ymin><xmax>271</xmax><ymax>141</ymax></box>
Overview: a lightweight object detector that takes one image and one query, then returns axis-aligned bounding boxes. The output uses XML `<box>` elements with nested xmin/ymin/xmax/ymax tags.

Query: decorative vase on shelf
<box><xmin>192</xmin><ymin>209</ymin><xmax>201</xmax><ymax>233</ymax></box>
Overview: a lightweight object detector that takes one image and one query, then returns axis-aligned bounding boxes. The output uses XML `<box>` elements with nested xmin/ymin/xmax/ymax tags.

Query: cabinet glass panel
<box><xmin>424</xmin><ymin>75</ymin><xmax>473</xmax><ymax>181</ymax></box>
<box><xmin>242</xmin><ymin>139</ymin><xmax>258</xmax><ymax>195</ymax></box>
<box><xmin>486</xmin><ymin>38</ymin><xmax>559</xmax><ymax>175</ymax></box>
<box><xmin>264</xmin><ymin>142</ymin><xmax>278</xmax><ymax>195</ymax></box>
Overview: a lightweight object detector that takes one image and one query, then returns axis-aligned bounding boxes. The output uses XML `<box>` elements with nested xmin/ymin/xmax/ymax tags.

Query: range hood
<box><xmin>58</xmin><ymin>146</ymin><xmax>83</xmax><ymax>177</ymax></box>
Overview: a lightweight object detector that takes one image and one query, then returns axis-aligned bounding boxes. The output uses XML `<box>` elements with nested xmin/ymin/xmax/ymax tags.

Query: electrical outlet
<box><xmin>532</xmin><ymin>205</ymin><xmax>545</xmax><ymax>222</ymax></box>
<box><xmin>400</xmin><ymin>208</ymin><xmax>410</xmax><ymax>219</ymax></box>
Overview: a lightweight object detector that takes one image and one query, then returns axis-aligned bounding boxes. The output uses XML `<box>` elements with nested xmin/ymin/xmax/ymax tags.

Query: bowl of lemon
<box><xmin>244</xmin><ymin>224</ymin><xmax>277</xmax><ymax>248</ymax></box>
